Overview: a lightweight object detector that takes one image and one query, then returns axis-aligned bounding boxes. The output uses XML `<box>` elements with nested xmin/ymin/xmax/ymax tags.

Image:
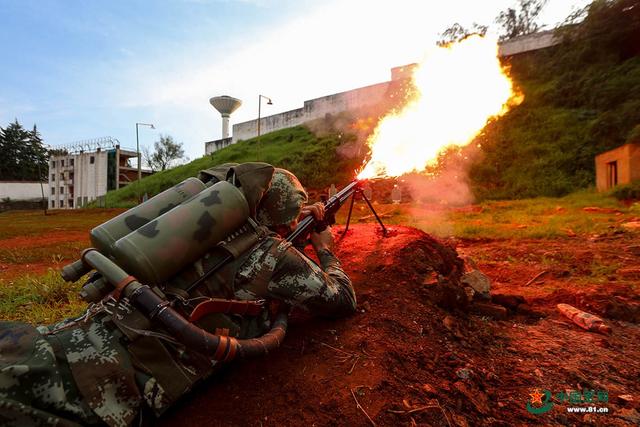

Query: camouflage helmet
<box><xmin>256</xmin><ymin>168</ymin><xmax>308</xmax><ymax>226</ymax></box>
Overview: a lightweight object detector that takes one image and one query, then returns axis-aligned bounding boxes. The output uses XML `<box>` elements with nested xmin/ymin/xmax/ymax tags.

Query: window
<box><xmin>61</xmin><ymin>159</ymin><xmax>65</xmax><ymax>167</ymax></box>
<box><xmin>51</xmin><ymin>161</ymin><xmax>55</xmax><ymax>169</ymax></box>
<box><xmin>90</xmin><ymin>156</ymin><xmax>95</xmax><ymax>164</ymax></box>
<box><xmin>60</xmin><ymin>173</ymin><xmax>64</xmax><ymax>180</ymax></box>
<box><xmin>51</xmin><ymin>187</ymin><xmax>55</xmax><ymax>195</ymax></box>
<box><xmin>51</xmin><ymin>174</ymin><xmax>55</xmax><ymax>181</ymax></box>
<box><xmin>60</xmin><ymin>200</ymin><xmax>64</xmax><ymax>208</ymax></box>
<box><xmin>77</xmin><ymin>197</ymin><xmax>82</xmax><ymax>208</ymax></box>
<box><xmin>60</xmin><ymin>187</ymin><xmax>64</xmax><ymax>194</ymax></box>
<box><xmin>69</xmin><ymin>199</ymin><xmax>74</xmax><ymax>208</ymax></box>
<box><xmin>51</xmin><ymin>200</ymin><xmax>55</xmax><ymax>208</ymax></box>
<box><xmin>70</xmin><ymin>159</ymin><xmax>74</xmax><ymax>166</ymax></box>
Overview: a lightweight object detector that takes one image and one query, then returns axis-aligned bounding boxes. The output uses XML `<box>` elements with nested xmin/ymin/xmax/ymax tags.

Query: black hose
<box><xmin>82</xmin><ymin>249</ymin><xmax>287</xmax><ymax>361</ymax></box>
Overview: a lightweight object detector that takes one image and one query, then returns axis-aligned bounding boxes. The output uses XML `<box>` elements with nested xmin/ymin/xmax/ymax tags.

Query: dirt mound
<box><xmin>160</xmin><ymin>225</ymin><xmax>640</xmax><ymax>427</ymax></box>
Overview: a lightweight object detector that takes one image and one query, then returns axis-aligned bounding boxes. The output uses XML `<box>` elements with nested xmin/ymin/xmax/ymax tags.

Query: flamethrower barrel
<box><xmin>80</xmin><ymin>248</ymin><xmax>287</xmax><ymax>361</ymax></box>
<box><xmin>286</xmin><ymin>179</ymin><xmax>362</xmax><ymax>243</ymax></box>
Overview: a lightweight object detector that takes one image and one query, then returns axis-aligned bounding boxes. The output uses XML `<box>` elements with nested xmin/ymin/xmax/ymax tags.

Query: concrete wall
<box><xmin>498</xmin><ymin>30</ymin><xmax>560</xmax><ymax>57</ymax></box>
<box><xmin>205</xmin><ymin>137</ymin><xmax>234</xmax><ymax>155</ymax></box>
<box><xmin>595</xmin><ymin>143</ymin><xmax>640</xmax><ymax>191</ymax></box>
<box><xmin>0</xmin><ymin>182</ymin><xmax>46</xmax><ymax>201</ymax></box>
<box><xmin>231</xmin><ymin>81</ymin><xmax>392</xmax><ymax>143</ymax></box>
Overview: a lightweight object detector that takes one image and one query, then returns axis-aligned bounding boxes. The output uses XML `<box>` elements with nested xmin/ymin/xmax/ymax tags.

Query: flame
<box><xmin>358</xmin><ymin>35</ymin><xmax>522</xmax><ymax>179</ymax></box>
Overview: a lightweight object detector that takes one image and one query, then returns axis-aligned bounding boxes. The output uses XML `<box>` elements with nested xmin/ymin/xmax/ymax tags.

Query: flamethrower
<box><xmin>288</xmin><ymin>178</ymin><xmax>387</xmax><ymax>242</ymax></box>
<box><xmin>60</xmin><ymin>178</ymin><xmax>387</xmax><ymax>362</ymax></box>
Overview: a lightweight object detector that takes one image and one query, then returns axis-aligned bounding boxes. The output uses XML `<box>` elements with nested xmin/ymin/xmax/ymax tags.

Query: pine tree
<box><xmin>0</xmin><ymin>119</ymin><xmax>48</xmax><ymax>181</ymax></box>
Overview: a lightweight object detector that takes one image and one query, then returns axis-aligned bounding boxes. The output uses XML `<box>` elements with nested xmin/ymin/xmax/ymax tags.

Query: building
<box><xmin>595</xmin><ymin>143</ymin><xmax>640</xmax><ymax>191</ymax></box>
<box><xmin>48</xmin><ymin>138</ymin><xmax>152</xmax><ymax>209</ymax></box>
<box><xmin>205</xmin><ymin>31</ymin><xmax>562</xmax><ymax>155</ymax></box>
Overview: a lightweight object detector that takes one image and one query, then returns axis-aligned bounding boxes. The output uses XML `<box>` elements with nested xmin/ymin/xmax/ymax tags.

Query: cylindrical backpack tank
<box><xmin>90</xmin><ymin>177</ymin><xmax>206</xmax><ymax>258</ymax></box>
<box><xmin>113</xmin><ymin>180</ymin><xmax>250</xmax><ymax>285</ymax></box>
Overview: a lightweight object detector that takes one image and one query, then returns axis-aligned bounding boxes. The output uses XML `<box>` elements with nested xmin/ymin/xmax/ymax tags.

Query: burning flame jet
<box><xmin>358</xmin><ymin>35</ymin><xmax>523</xmax><ymax>180</ymax></box>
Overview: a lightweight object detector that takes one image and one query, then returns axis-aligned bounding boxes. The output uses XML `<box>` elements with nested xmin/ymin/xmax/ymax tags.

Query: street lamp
<box><xmin>257</xmin><ymin>95</ymin><xmax>272</xmax><ymax>161</ymax></box>
<box><xmin>135</xmin><ymin>122</ymin><xmax>155</xmax><ymax>183</ymax></box>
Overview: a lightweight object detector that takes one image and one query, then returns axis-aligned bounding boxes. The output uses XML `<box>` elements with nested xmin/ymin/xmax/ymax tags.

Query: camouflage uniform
<box><xmin>0</xmin><ymin>166</ymin><xmax>356</xmax><ymax>426</ymax></box>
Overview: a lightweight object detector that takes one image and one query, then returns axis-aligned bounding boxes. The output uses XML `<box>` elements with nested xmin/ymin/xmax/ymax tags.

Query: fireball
<box><xmin>358</xmin><ymin>35</ymin><xmax>522</xmax><ymax>179</ymax></box>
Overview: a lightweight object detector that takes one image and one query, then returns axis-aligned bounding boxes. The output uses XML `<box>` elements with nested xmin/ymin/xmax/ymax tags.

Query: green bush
<box><xmin>610</xmin><ymin>180</ymin><xmax>640</xmax><ymax>200</ymax></box>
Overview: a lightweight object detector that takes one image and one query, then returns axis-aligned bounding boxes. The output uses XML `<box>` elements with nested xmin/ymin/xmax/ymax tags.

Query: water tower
<box><xmin>209</xmin><ymin>95</ymin><xmax>242</xmax><ymax>139</ymax></box>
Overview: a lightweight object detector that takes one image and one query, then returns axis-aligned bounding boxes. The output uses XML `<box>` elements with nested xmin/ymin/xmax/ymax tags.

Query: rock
<box><xmin>471</xmin><ymin>302</ymin><xmax>508</xmax><ymax>320</ymax></box>
<box><xmin>621</xmin><ymin>221</ymin><xmax>640</xmax><ymax>230</ymax></box>
<box><xmin>426</xmin><ymin>277</ymin><xmax>469</xmax><ymax>311</ymax></box>
<box><xmin>491</xmin><ymin>293</ymin><xmax>525</xmax><ymax>310</ymax></box>
<box><xmin>455</xmin><ymin>368</ymin><xmax>474</xmax><ymax>380</ymax></box>
<box><xmin>361</xmin><ymin>301</ymin><xmax>371</xmax><ymax>312</ymax></box>
<box><xmin>461</xmin><ymin>270</ymin><xmax>491</xmax><ymax>300</ymax></box>
<box><xmin>616</xmin><ymin>408</ymin><xmax>640</xmax><ymax>424</ymax></box>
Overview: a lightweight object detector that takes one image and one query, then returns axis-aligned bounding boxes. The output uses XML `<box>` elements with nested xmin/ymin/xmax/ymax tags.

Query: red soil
<box><xmin>157</xmin><ymin>224</ymin><xmax>640</xmax><ymax>427</ymax></box>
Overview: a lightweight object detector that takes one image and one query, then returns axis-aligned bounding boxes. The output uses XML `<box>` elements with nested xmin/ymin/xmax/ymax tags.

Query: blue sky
<box><xmin>1</xmin><ymin>0</ymin><xmax>590</xmax><ymax>162</ymax></box>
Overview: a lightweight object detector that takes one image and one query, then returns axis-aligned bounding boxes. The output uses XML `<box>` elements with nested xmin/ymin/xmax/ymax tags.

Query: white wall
<box><xmin>231</xmin><ymin>81</ymin><xmax>391</xmax><ymax>143</ymax></box>
<box><xmin>0</xmin><ymin>182</ymin><xmax>46</xmax><ymax>201</ymax></box>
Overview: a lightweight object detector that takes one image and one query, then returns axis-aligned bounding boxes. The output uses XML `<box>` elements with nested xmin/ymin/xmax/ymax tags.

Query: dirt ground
<box><xmin>156</xmin><ymin>224</ymin><xmax>640</xmax><ymax>427</ymax></box>
<box><xmin>1</xmin><ymin>209</ymin><xmax>639</xmax><ymax>425</ymax></box>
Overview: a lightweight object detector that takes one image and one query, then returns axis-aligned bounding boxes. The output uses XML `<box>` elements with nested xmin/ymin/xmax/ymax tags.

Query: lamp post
<box><xmin>257</xmin><ymin>95</ymin><xmax>272</xmax><ymax>161</ymax></box>
<box><xmin>135</xmin><ymin>122</ymin><xmax>155</xmax><ymax>183</ymax></box>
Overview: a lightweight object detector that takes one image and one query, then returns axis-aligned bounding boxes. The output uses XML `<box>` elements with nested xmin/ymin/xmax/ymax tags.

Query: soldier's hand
<box><xmin>310</xmin><ymin>226</ymin><xmax>334</xmax><ymax>253</ymax></box>
<box><xmin>300</xmin><ymin>202</ymin><xmax>325</xmax><ymax>221</ymax></box>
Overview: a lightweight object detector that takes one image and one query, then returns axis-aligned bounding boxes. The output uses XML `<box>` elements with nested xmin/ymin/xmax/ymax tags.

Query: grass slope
<box><xmin>470</xmin><ymin>0</ymin><xmax>640</xmax><ymax>199</ymax></box>
<box><xmin>104</xmin><ymin>126</ymin><xmax>361</xmax><ymax>207</ymax></box>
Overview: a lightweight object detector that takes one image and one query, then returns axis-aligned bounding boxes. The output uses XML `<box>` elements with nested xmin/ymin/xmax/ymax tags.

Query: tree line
<box><xmin>0</xmin><ymin>120</ymin><xmax>48</xmax><ymax>181</ymax></box>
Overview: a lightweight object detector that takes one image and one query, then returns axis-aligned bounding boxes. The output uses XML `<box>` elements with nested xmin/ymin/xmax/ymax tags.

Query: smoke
<box><xmin>402</xmin><ymin>144</ymin><xmax>481</xmax><ymax>206</ymax></box>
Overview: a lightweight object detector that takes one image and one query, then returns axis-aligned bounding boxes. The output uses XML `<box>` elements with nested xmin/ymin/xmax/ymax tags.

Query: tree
<box><xmin>496</xmin><ymin>0</ymin><xmax>548</xmax><ymax>41</ymax></box>
<box><xmin>0</xmin><ymin>119</ymin><xmax>48</xmax><ymax>181</ymax></box>
<box><xmin>437</xmin><ymin>22</ymin><xmax>488</xmax><ymax>46</ymax></box>
<box><xmin>144</xmin><ymin>135</ymin><xmax>185</xmax><ymax>172</ymax></box>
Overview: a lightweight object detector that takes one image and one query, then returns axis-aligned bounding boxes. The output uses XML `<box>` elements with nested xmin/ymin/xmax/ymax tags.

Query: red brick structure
<box><xmin>595</xmin><ymin>142</ymin><xmax>640</xmax><ymax>191</ymax></box>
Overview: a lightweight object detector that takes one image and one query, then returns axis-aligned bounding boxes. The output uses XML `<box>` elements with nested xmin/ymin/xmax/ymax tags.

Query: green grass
<box><xmin>0</xmin><ymin>271</ymin><xmax>86</xmax><ymax>324</ymax></box>
<box><xmin>338</xmin><ymin>189</ymin><xmax>639</xmax><ymax>240</ymax></box>
<box><xmin>102</xmin><ymin>126</ymin><xmax>363</xmax><ymax>208</ymax></box>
